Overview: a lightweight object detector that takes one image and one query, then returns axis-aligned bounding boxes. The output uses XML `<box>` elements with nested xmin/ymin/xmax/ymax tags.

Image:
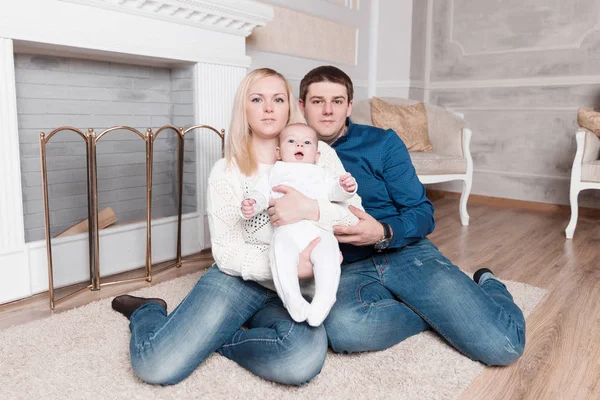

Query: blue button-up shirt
<box><xmin>331</xmin><ymin>119</ymin><xmax>436</xmax><ymax>262</ymax></box>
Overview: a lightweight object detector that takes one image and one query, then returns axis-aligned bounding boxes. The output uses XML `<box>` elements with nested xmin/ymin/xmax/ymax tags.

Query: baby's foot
<box><xmin>306</xmin><ymin>296</ymin><xmax>336</xmax><ymax>327</ymax></box>
<box><xmin>283</xmin><ymin>295</ymin><xmax>311</xmax><ymax>323</ymax></box>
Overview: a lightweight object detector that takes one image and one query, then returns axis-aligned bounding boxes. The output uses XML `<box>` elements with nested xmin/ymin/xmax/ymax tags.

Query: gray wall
<box><xmin>247</xmin><ymin>0</ymin><xmax>414</xmax><ymax>101</ymax></box>
<box><xmin>425</xmin><ymin>0</ymin><xmax>600</xmax><ymax>207</ymax></box>
<box><xmin>16</xmin><ymin>54</ymin><xmax>196</xmax><ymax>242</ymax></box>
<box><xmin>247</xmin><ymin>0</ymin><xmax>373</xmax><ymax>100</ymax></box>
<box><xmin>376</xmin><ymin>0</ymin><xmax>414</xmax><ymax>98</ymax></box>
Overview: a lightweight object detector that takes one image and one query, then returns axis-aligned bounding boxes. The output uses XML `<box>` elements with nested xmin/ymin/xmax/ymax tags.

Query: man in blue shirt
<box><xmin>270</xmin><ymin>65</ymin><xmax>526</xmax><ymax>366</ymax></box>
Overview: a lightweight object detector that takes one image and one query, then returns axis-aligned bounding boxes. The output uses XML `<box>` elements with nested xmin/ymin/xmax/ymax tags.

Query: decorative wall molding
<box><xmin>409</xmin><ymin>80</ymin><xmax>426</xmax><ymax>89</ymax></box>
<box><xmin>446</xmin><ymin>106</ymin><xmax>581</xmax><ymax>112</ymax></box>
<box><xmin>448</xmin><ymin>0</ymin><xmax>600</xmax><ymax>56</ymax></box>
<box><xmin>426</xmin><ymin>0</ymin><xmax>600</xmax><ymax>209</ymax></box>
<box><xmin>283</xmin><ymin>77</ymin><xmax>420</xmax><ymax>92</ymax></box>
<box><xmin>325</xmin><ymin>0</ymin><xmax>361</xmax><ymax>9</ymax></box>
<box><xmin>375</xmin><ymin>80</ymin><xmax>422</xmax><ymax>89</ymax></box>
<box><xmin>59</xmin><ymin>0</ymin><xmax>273</xmax><ymax>37</ymax></box>
<box><xmin>325</xmin><ymin>0</ymin><xmax>349</xmax><ymax>8</ymax></box>
<box><xmin>430</xmin><ymin>74</ymin><xmax>600</xmax><ymax>90</ymax></box>
<box><xmin>284</xmin><ymin>77</ymin><xmax>419</xmax><ymax>95</ymax></box>
<box><xmin>284</xmin><ymin>75</ymin><xmax>368</xmax><ymax>88</ymax></box>
<box><xmin>474</xmin><ymin>168</ymin><xmax>571</xmax><ymax>182</ymax></box>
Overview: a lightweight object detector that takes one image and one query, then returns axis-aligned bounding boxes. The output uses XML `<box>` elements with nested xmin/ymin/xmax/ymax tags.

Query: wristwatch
<box><xmin>374</xmin><ymin>222</ymin><xmax>393</xmax><ymax>251</ymax></box>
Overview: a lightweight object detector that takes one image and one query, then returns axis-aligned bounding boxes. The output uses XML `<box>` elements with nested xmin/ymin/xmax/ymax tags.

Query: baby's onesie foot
<box><xmin>283</xmin><ymin>295</ymin><xmax>311</xmax><ymax>323</ymax></box>
<box><xmin>306</xmin><ymin>296</ymin><xmax>336</xmax><ymax>327</ymax></box>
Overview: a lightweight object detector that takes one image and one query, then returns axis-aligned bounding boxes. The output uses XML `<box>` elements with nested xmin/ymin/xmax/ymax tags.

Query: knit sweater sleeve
<box><xmin>316</xmin><ymin>141</ymin><xmax>363</xmax><ymax>229</ymax></box>
<box><xmin>206</xmin><ymin>159</ymin><xmax>272</xmax><ymax>282</ymax></box>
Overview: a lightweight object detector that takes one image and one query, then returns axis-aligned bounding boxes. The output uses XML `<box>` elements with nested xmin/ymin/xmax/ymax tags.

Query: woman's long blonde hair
<box><xmin>226</xmin><ymin>68</ymin><xmax>305</xmax><ymax>176</ymax></box>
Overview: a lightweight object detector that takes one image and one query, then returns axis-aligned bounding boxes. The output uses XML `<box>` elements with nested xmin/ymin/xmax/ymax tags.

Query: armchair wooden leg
<box><xmin>565</xmin><ymin>187</ymin><xmax>580</xmax><ymax>239</ymax></box>
<box><xmin>459</xmin><ymin>178</ymin><xmax>471</xmax><ymax>226</ymax></box>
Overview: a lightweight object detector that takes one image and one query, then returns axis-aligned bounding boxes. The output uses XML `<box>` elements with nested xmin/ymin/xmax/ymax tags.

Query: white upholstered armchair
<box><xmin>565</xmin><ymin>128</ymin><xmax>600</xmax><ymax>239</ymax></box>
<box><xmin>351</xmin><ymin>98</ymin><xmax>474</xmax><ymax>226</ymax></box>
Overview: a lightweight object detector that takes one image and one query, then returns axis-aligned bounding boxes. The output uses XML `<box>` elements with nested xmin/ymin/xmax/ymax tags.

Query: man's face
<box><xmin>276</xmin><ymin>125</ymin><xmax>320</xmax><ymax>164</ymax></box>
<box><xmin>299</xmin><ymin>81</ymin><xmax>352</xmax><ymax>144</ymax></box>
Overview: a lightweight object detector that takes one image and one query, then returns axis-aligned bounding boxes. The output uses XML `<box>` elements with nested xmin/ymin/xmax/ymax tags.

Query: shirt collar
<box><xmin>331</xmin><ymin>118</ymin><xmax>353</xmax><ymax>148</ymax></box>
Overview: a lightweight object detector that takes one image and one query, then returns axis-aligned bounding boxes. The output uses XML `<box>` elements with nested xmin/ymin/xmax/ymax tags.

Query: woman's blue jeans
<box><xmin>324</xmin><ymin>238</ymin><xmax>526</xmax><ymax>366</ymax></box>
<box><xmin>128</xmin><ymin>266</ymin><xmax>328</xmax><ymax>386</ymax></box>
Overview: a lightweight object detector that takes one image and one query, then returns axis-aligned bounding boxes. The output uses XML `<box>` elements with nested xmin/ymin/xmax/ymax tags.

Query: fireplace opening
<box><xmin>16</xmin><ymin>53</ymin><xmax>196</xmax><ymax>242</ymax></box>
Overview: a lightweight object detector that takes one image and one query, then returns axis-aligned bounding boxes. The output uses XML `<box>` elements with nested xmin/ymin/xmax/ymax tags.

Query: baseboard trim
<box><xmin>427</xmin><ymin>189</ymin><xmax>600</xmax><ymax>218</ymax></box>
<box><xmin>0</xmin><ymin>212</ymin><xmax>206</xmax><ymax>305</ymax></box>
<box><xmin>0</xmin><ymin>248</ymin><xmax>214</xmax><ymax>311</ymax></box>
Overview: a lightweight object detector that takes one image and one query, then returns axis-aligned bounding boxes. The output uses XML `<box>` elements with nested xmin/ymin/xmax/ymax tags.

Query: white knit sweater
<box><xmin>207</xmin><ymin>141</ymin><xmax>363</xmax><ymax>284</ymax></box>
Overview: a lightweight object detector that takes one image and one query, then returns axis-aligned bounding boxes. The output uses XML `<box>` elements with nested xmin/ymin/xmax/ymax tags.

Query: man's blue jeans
<box><xmin>325</xmin><ymin>238</ymin><xmax>525</xmax><ymax>366</ymax></box>
<box><xmin>128</xmin><ymin>266</ymin><xmax>328</xmax><ymax>386</ymax></box>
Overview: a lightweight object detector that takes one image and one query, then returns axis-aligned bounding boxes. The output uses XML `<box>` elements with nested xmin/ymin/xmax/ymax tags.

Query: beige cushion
<box><xmin>350</xmin><ymin>100</ymin><xmax>373</xmax><ymax>125</ymax></box>
<box><xmin>425</xmin><ymin>102</ymin><xmax>465</xmax><ymax>157</ymax></box>
<box><xmin>410</xmin><ymin>152</ymin><xmax>467</xmax><ymax>175</ymax></box>
<box><xmin>582</xmin><ymin>160</ymin><xmax>600</xmax><ymax>183</ymax></box>
<box><xmin>351</xmin><ymin>98</ymin><xmax>466</xmax><ymax>157</ymax></box>
<box><xmin>370</xmin><ymin>97</ymin><xmax>433</xmax><ymax>152</ymax></box>
<box><xmin>577</xmin><ymin>108</ymin><xmax>600</xmax><ymax>137</ymax></box>
<box><xmin>582</xmin><ymin>130</ymin><xmax>600</xmax><ymax>163</ymax></box>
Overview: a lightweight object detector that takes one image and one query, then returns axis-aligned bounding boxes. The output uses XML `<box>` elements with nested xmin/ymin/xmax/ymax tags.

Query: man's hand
<box><xmin>241</xmin><ymin>198</ymin><xmax>256</xmax><ymax>219</ymax></box>
<box><xmin>268</xmin><ymin>185</ymin><xmax>319</xmax><ymax>227</ymax></box>
<box><xmin>334</xmin><ymin>206</ymin><xmax>385</xmax><ymax>246</ymax></box>
<box><xmin>340</xmin><ymin>172</ymin><xmax>357</xmax><ymax>193</ymax></box>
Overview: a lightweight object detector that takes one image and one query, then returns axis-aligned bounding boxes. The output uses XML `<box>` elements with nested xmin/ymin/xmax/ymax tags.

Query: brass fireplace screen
<box><xmin>40</xmin><ymin>125</ymin><xmax>224</xmax><ymax>309</ymax></box>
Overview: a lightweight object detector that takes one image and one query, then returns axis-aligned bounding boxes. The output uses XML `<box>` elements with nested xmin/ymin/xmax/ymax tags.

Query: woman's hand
<box><xmin>297</xmin><ymin>237</ymin><xmax>344</xmax><ymax>280</ymax></box>
<box><xmin>298</xmin><ymin>237</ymin><xmax>319</xmax><ymax>279</ymax></box>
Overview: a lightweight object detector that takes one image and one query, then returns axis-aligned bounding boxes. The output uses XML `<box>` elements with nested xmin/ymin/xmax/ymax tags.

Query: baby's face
<box><xmin>277</xmin><ymin>125</ymin><xmax>320</xmax><ymax>164</ymax></box>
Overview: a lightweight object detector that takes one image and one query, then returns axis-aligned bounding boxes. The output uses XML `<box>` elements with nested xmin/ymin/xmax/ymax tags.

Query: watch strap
<box><xmin>374</xmin><ymin>222</ymin><xmax>392</xmax><ymax>250</ymax></box>
<box><xmin>381</xmin><ymin>222</ymin><xmax>391</xmax><ymax>240</ymax></box>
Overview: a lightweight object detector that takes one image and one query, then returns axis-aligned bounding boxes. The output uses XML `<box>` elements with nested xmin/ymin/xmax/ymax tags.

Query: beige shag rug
<box><xmin>1</xmin><ymin>271</ymin><xmax>546</xmax><ymax>400</ymax></box>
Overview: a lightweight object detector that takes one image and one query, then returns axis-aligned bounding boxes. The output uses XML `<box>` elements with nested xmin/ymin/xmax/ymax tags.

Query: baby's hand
<box><xmin>241</xmin><ymin>198</ymin><xmax>256</xmax><ymax>219</ymax></box>
<box><xmin>340</xmin><ymin>173</ymin><xmax>357</xmax><ymax>193</ymax></box>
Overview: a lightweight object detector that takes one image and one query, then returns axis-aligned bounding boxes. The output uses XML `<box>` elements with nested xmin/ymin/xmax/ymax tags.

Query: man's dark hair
<box><xmin>299</xmin><ymin>65</ymin><xmax>354</xmax><ymax>103</ymax></box>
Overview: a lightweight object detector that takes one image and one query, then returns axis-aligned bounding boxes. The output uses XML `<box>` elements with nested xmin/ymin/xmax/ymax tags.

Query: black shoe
<box><xmin>111</xmin><ymin>294</ymin><xmax>167</xmax><ymax>320</ymax></box>
<box><xmin>473</xmin><ymin>268</ymin><xmax>494</xmax><ymax>285</ymax></box>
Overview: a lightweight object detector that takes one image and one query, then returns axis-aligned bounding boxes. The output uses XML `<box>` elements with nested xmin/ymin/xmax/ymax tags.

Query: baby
<box><xmin>241</xmin><ymin>123</ymin><xmax>357</xmax><ymax>326</ymax></box>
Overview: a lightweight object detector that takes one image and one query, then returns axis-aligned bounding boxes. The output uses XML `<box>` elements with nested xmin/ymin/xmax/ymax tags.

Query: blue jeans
<box><xmin>128</xmin><ymin>266</ymin><xmax>327</xmax><ymax>385</ymax></box>
<box><xmin>325</xmin><ymin>238</ymin><xmax>525</xmax><ymax>366</ymax></box>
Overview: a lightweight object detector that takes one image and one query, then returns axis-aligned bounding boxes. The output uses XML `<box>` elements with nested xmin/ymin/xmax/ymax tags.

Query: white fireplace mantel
<box><xmin>1</xmin><ymin>0</ymin><xmax>273</xmax><ymax>67</ymax></box>
<box><xmin>0</xmin><ymin>0</ymin><xmax>272</xmax><ymax>305</ymax></box>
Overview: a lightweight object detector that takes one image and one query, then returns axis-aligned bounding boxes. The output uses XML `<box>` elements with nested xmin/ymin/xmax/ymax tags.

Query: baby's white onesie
<box><xmin>244</xmin><ymin>161</ymin><xmax>356</xmax><ymax>326</ymax></box>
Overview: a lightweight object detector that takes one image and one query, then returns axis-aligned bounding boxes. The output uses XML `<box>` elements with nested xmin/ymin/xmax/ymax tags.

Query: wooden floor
<box><xmin>1</xmin><ymin>197</ymin><xmax>599</xmax><ymax>399</ymax></box>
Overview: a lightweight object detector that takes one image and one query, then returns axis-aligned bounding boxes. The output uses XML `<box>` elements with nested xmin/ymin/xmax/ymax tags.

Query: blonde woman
<box><xmin>111</xmin><ymin>68</ymin><xmax>359</xmax><ymax>386</ymax></box>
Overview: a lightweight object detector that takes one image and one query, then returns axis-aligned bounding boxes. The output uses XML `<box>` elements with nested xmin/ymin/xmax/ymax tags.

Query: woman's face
<box><xmin>246</xmin><ymin>75</ymin><xmax>290</xmax><ymax>140</ymax></box>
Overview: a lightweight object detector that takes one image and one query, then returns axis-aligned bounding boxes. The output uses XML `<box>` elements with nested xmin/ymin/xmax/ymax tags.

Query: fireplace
<box><xmin>0</xmin><ymin>0</ymin><xmax>273</xmax><ymax>304</ymax></box>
